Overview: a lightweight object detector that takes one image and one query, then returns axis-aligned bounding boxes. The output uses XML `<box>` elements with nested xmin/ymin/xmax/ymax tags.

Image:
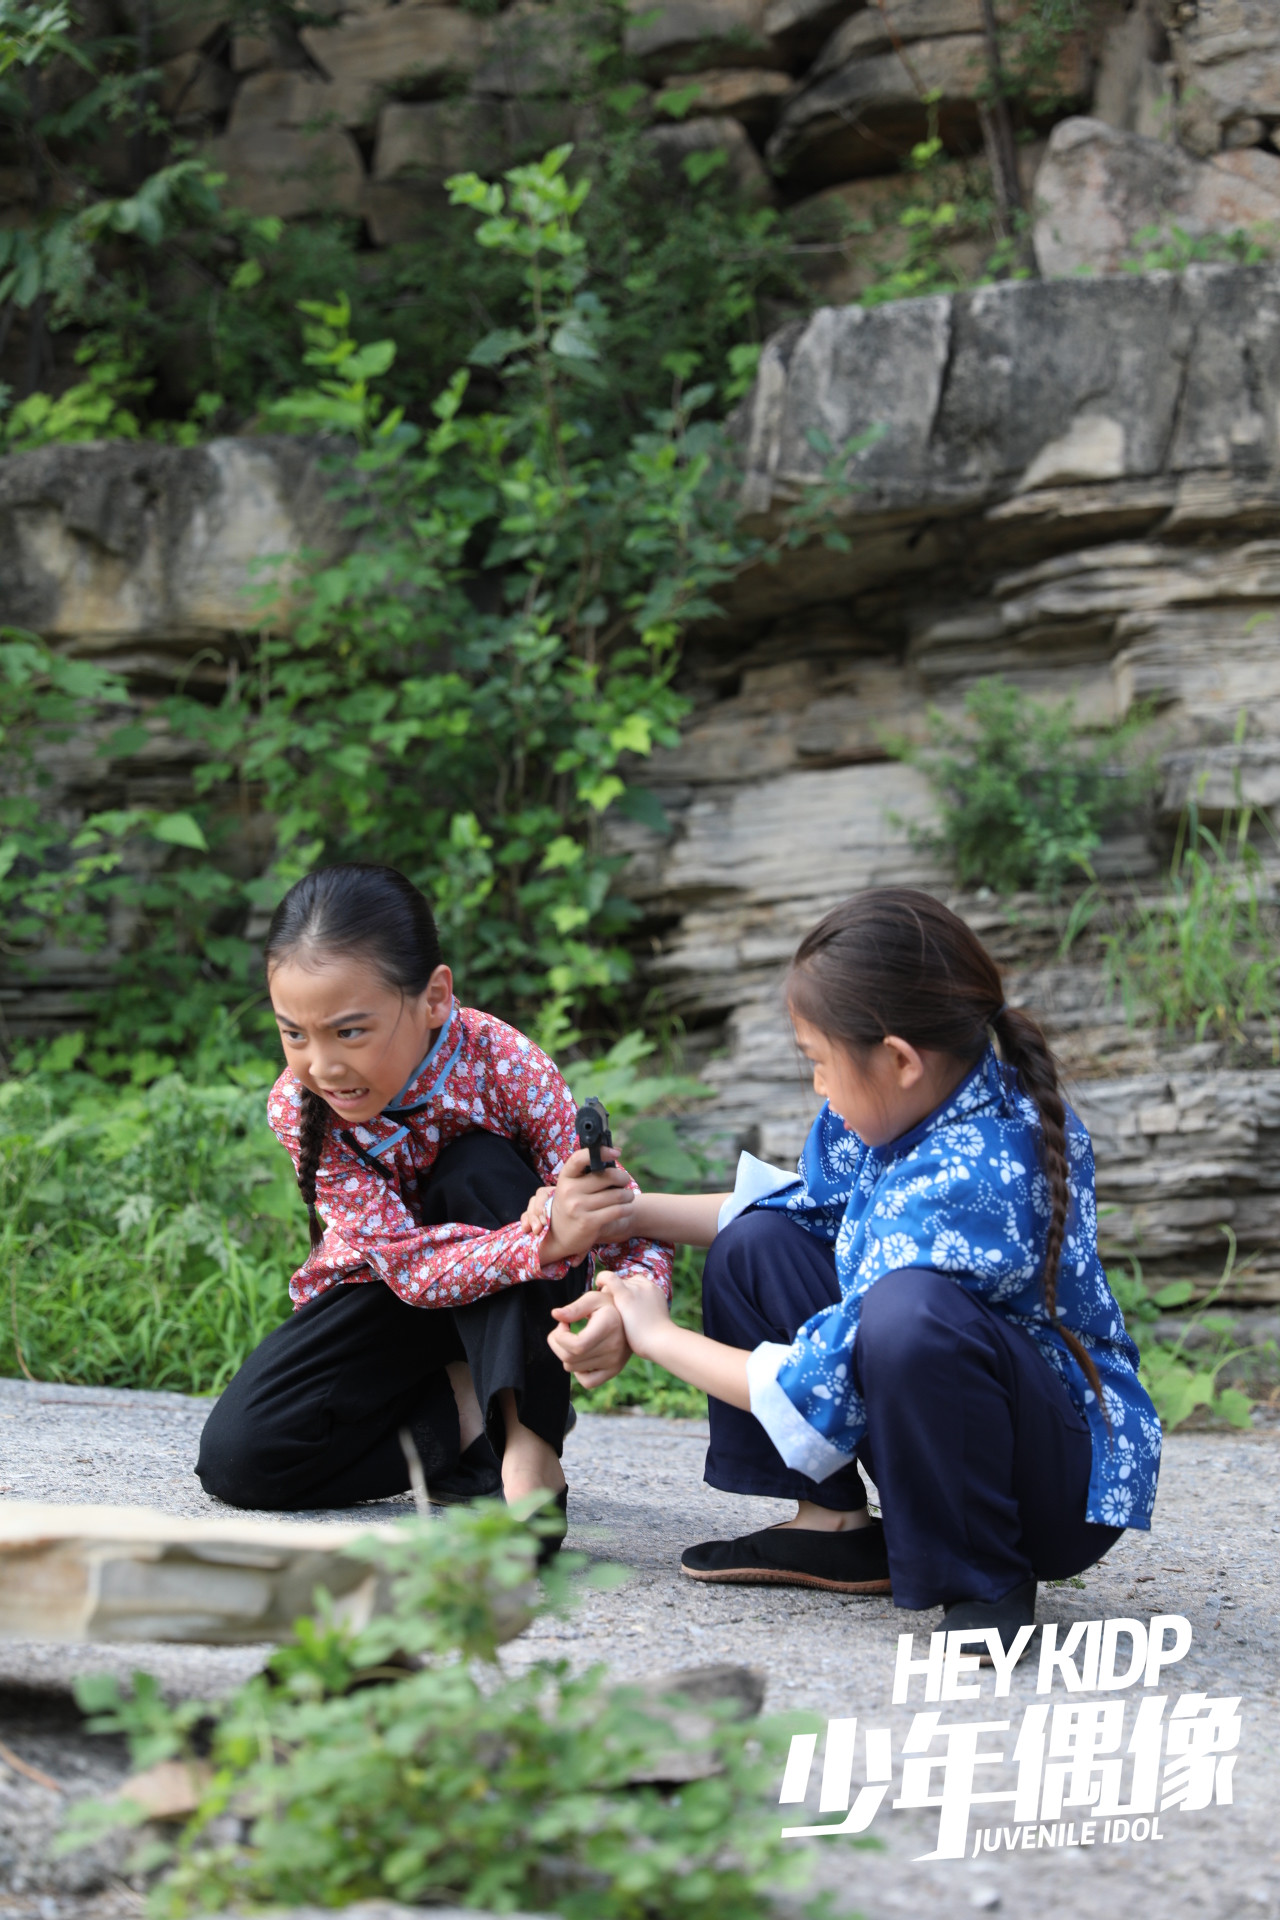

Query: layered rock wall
<box><xmin>6</xmin><ymin>0</ymin><xmax>1280</xmax><ymax>278</ymax></box>
<box><xmin>4</xmin><ymin>266</ymin><xmax>1280</xmax><ymax>1299</ymax></box>
<box><xmin>616</xmin><ymin>263</ymin><xmax>1280</xmax><ymax>1302</ymax></box>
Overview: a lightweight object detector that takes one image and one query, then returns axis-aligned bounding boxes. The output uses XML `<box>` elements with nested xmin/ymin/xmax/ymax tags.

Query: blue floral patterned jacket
<box><xmin>745</xmin><ymin>1046</ymin><xmax>1161</xmax><ymax>1530</ymax></box>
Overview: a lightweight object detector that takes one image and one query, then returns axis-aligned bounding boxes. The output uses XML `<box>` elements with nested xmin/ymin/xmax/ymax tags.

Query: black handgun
<box><xmin>575</xmin><ymin>1096</ymin><xmax>613</xmax><ymax>1173</ymax></box>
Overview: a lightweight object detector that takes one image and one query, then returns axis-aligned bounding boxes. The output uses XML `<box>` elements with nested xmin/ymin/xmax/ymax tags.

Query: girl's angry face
<box><xmin>268</xmin><ymin>951</ymin><xmax>453</xmax><ymax>1123</ymax></box>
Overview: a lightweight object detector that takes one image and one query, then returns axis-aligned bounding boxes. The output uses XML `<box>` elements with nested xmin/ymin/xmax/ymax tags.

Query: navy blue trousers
<box><xmin>701</xmin><ymin>1211</ymin><xmax>1121</xmax><ymax>1610</ymax></box>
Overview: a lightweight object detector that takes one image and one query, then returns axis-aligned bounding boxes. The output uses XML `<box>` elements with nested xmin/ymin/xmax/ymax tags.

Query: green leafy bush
<box><xmin>1109</xmin><ymin>1232</ymin><xmax>1265</xmax><ymax>1431</ymax></box>
<box><xmin>890</xmin><ymin>676</ymin><xmax>1155</xmax><ymax>895</ymax></box>
<box><xmin>0</xmin><ymin>1060</ymin><xmax>300</xmax><ymax>1393</ymax></box>
<box><xmin>0</xmin><ymin>149</ymin><xmax>768</xmax><ymax>1059</ymax></box>
<box><xmin>1101</xmin><ymin>804</ymin><xmax>1280</xmax><ymax>1048</ymax></box>
<box><xmin>62</xmin><ymin>1503</ymin><xmax>817</xmax><ymax>1920</ymax></box>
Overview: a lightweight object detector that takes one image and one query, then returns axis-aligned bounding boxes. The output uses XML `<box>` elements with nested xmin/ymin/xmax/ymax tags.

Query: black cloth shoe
<box><xmin>427</xmin><ymin>1433</ymin><xmax>503</xmax><ymax>1505</ymax></box>
<box><xmin>680</xmin><ymin>1520</ymin><xmax>892</xmax><ymax>1594</ymax></box>
<box><xmin>943</xmin><ymin>1579</ymin><xmax>1038</xmax><ymax>1662</ymax></box>
<box><xmin>533</xmin><ymin>1486</ymin><xmax>569</xmax><ymax>1567</ymax></box>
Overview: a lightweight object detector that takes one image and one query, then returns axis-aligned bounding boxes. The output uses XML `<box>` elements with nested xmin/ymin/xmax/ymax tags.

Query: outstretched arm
<box><xmin>558</xmin><ymin>1269</ymin><xmax>750</xmax><ymax>1409</ymax></box>
<box><xmin>626</xmin><ymin>1191</ymin><xmax>727</xmax><ymax>1248</ymax></box>
<box><xmin>525</xmin><ymin>1182</ymin><xmax>727</xmax><ymax>1251</ymax></box>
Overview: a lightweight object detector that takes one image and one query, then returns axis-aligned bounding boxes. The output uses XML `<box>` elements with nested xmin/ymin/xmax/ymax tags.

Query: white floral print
<box><xmin>931</xmin><ymin>1228</ymin><xmax>971</xmax><ymax>1270</ymax></box>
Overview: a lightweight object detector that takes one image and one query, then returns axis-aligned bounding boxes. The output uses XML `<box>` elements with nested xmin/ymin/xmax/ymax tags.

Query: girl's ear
<box><xmin>881</xmin><ymin>1034</ymin><xmax>926</xmax><ymax>1089</ymax></box>
<box><xmin>423</xmin><ymin>963</ymin><xmax>453</xmax><ymax>1026</ymax></box>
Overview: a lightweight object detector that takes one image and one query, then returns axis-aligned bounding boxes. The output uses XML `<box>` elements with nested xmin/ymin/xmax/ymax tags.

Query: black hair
<box><xmin>788</xmin><ymin>887</ymin><xmax>1103</xmax><ymax>1404</ymax></box>
<box><xmin>264</xmin><ymin>864</ymin><xmax>443</xmax><ymax>1250</ymax></box>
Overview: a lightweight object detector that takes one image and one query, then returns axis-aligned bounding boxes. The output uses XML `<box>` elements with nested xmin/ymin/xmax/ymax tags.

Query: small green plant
<box><xmin>1101</xmin><ymin>803</ymin><xmax>1280</xmax><ymax>1048</ymax></box>
<box><xmin>60</xmin><ymin>1504</ymin><xmax>818</xmax><ymax>1919</ymax></box>
<box><xmin>888</xmin><ymin>676</ymin><xmax>1154</xmax><ymax>895</ymax></box>
<box><xmin>0</xmin><ymin>1060</ymin><xmax>300</xmax><ymax>1394</ymax></box>
<box><xmin>1123</xmin><ymin>223</ymin><xmax>1273</xmax><ymax>274</ymax></box>
<box><xmin>1110</xmin><ymin>1230</ymin><xmax>1265</xmax><ymax>1431</ymax></box>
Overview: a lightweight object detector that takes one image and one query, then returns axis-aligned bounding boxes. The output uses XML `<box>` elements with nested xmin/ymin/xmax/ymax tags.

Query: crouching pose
<box><xmin>197</xmin><ymin>862</ymin><xmax>671</xmax><ymax>1518</ymax></box>
<box><xmin>543</xmin><ymin>888</ymin><xmax>1160</xmax><ymax>1644</ymax></box>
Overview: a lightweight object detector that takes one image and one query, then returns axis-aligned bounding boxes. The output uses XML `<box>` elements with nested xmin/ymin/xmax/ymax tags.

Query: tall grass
<box><xmin>1102</xmin><ymin>804</ymin><xmax>1280</xmax><ymax>1048</ymax></box>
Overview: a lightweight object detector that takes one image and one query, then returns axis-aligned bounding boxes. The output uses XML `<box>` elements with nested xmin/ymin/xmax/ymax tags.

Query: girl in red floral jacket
<box><xmin>196</xmin><ymin>862</ymin><xmax>670</xmax><ymax>1521</ymax></box>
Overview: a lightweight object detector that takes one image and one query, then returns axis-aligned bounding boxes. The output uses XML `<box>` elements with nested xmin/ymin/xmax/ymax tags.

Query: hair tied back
<box><xmin>264</xmin><ymin>863</ymin><xmax>444</xmax><ymax>1255</ymax></box>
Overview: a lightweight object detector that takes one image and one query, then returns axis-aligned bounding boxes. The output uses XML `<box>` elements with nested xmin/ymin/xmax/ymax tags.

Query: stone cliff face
<box><xmin>3</xmin><ymin>265</ymin><xmax>1280</xmax><ymax>1299</ymax></box>
<box><xmin>614</xmin><ymin>263</ymin><xmax>1280</xmax><ymax>1302</ymax></box>
<box><xmin>7</xmin><ymin>0</ymin><xmax>1278</xmax><ymax>284</ymax></box>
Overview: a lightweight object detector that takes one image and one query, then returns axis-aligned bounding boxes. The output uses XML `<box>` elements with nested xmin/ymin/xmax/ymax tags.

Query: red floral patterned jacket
<box><xmin>267</xmin><ymin>1000</ymin><xmax>673</xmax><ymax>1310</ymax></box>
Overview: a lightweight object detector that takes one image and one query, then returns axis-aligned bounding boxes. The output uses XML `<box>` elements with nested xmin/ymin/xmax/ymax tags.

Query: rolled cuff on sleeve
<box><xmin>745</xmin><ymin>1342</ymin><xmax>854</xmax><ymax>1483</ymax></box>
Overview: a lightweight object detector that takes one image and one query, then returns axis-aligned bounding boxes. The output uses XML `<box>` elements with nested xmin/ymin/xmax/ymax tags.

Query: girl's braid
<box><xmin>296</xmin><ymin>1087</ymin><xmax>330</xmax><ymax>1252</ymax></box>
<box><xmin>994</xmin><ymin>1005</ymin><xmax>1105</xmax><ymax>1408</ymax></box>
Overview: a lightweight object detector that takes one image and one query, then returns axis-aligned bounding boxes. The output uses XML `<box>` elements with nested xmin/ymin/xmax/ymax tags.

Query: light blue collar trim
<box><xmin>383</xmin><ymin>999</ymin><xmax>464</xmax><ymax>1117</ymax></box>
<box><xmin>386</xmin><ymin>998</ymin><xmax>455</xmax><ymax>1110</ymax></box>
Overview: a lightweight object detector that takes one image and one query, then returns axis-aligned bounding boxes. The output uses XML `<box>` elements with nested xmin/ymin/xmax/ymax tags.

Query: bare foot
<box><xmin>497</xmin><ymin>1388</ymin><xmax>567</xmax><ymax>1503</ymax></box>
<box><xmin>775</xmin><ymin>1500</ymin><xmax>873</xmax><ymax>1533</ymax></box>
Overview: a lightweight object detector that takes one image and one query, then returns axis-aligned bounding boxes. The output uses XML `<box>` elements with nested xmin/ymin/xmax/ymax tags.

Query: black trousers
<box><xmin>702</xmin><ymin>1210</ymin><xmax>1122</xmax><ymax>1610</ymax></box>
<box><xmin>196</xmin><ymin>1130</ymin><xmax>581</xmax><ymax>1511</ymax></box>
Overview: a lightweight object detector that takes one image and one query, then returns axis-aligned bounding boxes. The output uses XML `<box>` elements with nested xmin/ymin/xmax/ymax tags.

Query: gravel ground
<box><xmin>0</xmin><ymin>1376</ymin><xmax>1278</xmax><ymax>1920</ymax></box>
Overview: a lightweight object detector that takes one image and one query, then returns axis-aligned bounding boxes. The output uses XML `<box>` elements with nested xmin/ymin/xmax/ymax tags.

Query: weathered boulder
<box><xmin>765</xmin><ymin>34</ymin><xmax>987</xmax><ymax>186</ymax></box>
<box><xmin>786</xmin><ymin>145</ymin><xmax>1040</xmax><ymax>304</ymax></box>
<box><xmin>0</xmin><ymin>440</ymin><xmax>342</xmax><ymax>679</ymax></box>
<box><xmin>1090</xmin><ymin>0</ymin><xmax>1173</xmax><ymax>141</ymax></box>
<box><xmin>364</xmin><ymin>96</ymin><xmax>590</xmax><ymax>239</ymax></box>
<box><xmin>373</xmin><ymin>97</ymin><xmax>506</xmax><ymax>186</ymax></box>
<box><xmin>214</xmin><ymin>68</ymin><xmax>370</xmax><ymax>218</ymax></box>
<box><xmin>734</xmin><ymin>265</ymin><xmax>1280</xmax><ymax>528</ymax></box>
<box><xmin>624</xmin><ymin>0</ymin><xmax>783</xmax><ymax>74</ymax></box>
<box><xmin>159</xmin><ymin>50</ymin><xmax>236</xmax><ymax>123</ymax></box>
<box><xmin>1167</xmin><ymin>0</ymin><xmax>1280</xmax><ymax>155</ymax></box>
<box><xmin>766</xmin><ymin>0</ymin><xmax>1089</xmax><ymax>184</ymax></box>
<box><xmin>225</xmin><ymin>68</ymin><xmax>343</xmax><ymax>136</ymax></box>
<box><xmin>471</xmin><ymin>0</ymin><xmax>595</xmax><ymax>95</ymax></box>
<box><xmin>807</xmin><ymin>0</ymin><xmax>987</xmax><ymax>69</ymax></box>
<box><xmin>1032</xmin><ymin>116</ymin><xmax>1280</xmax><ymax>278</ymax></box>
<box><xmin>299</xmin><ymin>4</ymin><xmax>489</xmax><ymax>128</ymax></box>
<box><xmin>643</xmin><ymin>114</ymin><xmax>775</xmax><ymax>200</ymax></box>
<box><xmin>206</xmin><ymin>124</ymin><xmax>365</xmax><ymax>220</ymax></box>
<box><xmin>654</xmin><ymin>67</ymin><xmax>795</xmax><ymax>133</ymax></box>
<box><xmin>0</xmin><ymin>1503</ymin><xmax>400</xmax><ymax>1645</ymax></box>
<box><xmin>117</xmin><ymin>0</ymin><xmax>229</xmax><ymax>59</ymax></box>
<box><xmin>230</xmin><ymin>21</ymin><xmax>313</xmax><ymax>74</ymax></box>
<box><xmin>762</xmin><ymin>0</ymin><xmax>867</xmax><ymax>69</ymax></box>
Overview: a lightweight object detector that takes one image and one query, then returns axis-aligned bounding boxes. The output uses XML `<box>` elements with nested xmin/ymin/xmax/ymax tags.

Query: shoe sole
<box><xmin>680</xmin><ymin>1564</ymin><xmax>892</xmax><ymax>1594</ymax></box>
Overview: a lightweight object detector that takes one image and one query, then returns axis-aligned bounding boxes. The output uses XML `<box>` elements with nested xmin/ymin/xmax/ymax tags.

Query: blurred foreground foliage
<box><xmin>60</xmin><ymin>1502</ymin><xmax>822</xmax><ymax>1918</ymax></box>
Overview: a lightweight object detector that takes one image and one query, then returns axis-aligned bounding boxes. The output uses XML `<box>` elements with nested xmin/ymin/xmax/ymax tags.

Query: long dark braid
<box><xmin>296</xmin><ymin>1087</ymin><xmax>331</xmax><ymax>1252</ymax></box>
<box><xmin>264</xmin><ymin>863</ymin><xmax>443</xmax><ymax>1253</ymax></box>
<box><xmin>788</xmin><ymin>887</ymin><xmax>1105</xmax><ymax>1406</ymax></box>
<box><xmin>992</xmin><ymin>1005</ymin><xmax>1104</xmax><ymax>1406</ymax></box>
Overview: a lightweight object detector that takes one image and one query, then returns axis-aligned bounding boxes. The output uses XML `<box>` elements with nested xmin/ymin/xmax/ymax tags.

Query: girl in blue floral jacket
<box><xmin>545</xmin><ymin>888</ymin><xmax>1161</xmax><ymax>1647</ymax></box>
